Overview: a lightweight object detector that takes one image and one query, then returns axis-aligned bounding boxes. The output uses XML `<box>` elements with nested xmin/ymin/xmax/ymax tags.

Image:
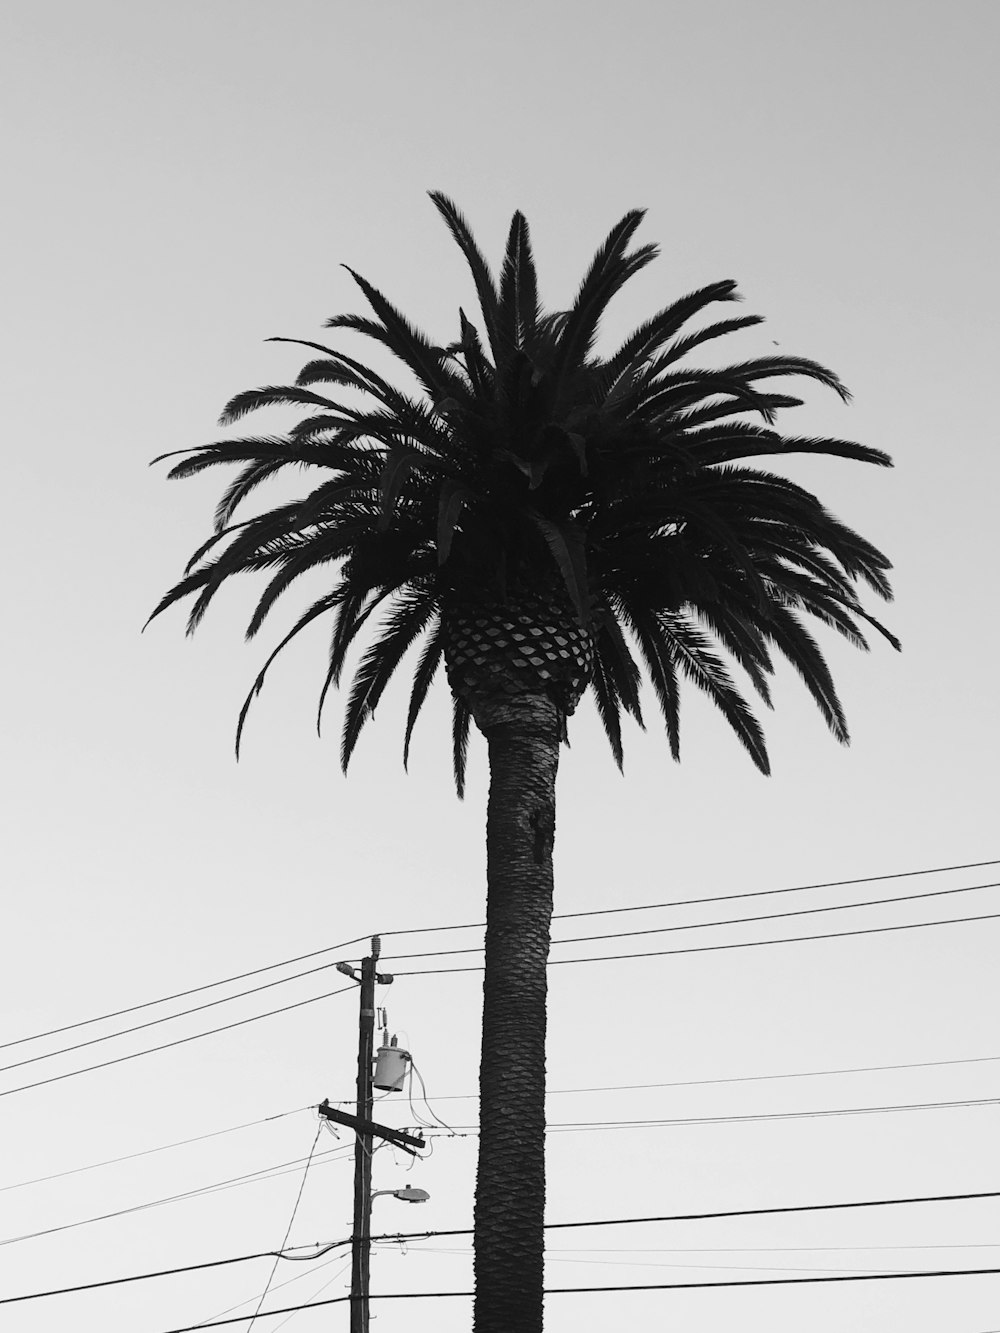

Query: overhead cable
<box><xmin>5</xmin><ymin>856</ymin><xmax>993</xmax><ymax>1059</ymax></box>
<box><xmin>0</xmin><ymin>1240</ymin><xmax>345</xmax><ymax>1307</ymax></box>
<box><xmin>0</xmin><ymin>983</ymin><xmax>355</xmax><ymax>1101</ymax></box>
<box><xmin>245</xmin><ymin>1123</ymin><xmax>323</xmax><ymax>1331</ymax></box>
<box><xmin>0</xmin><ymin>937</ymin><xmax>368</xmax><ymax>1052</ymax></box>
<box><xmin>8</xmin><ymin>882</ymin><xmax>994</xmax><ymax>1082</ymax></box>
<box><xmin>380</xmin><ymin>878</ymin><xmax>1000</xmax><ymax>961</ymax></box>
<box><xmin>0</xmin><ymin>1107</ymin><xmax>307</xmax><ymax>1194</ymax></box>
<box><xmin>393</xmin><ymin>909</ymin><xmax>1000</xmax><ymax>975</ymax></box>
<box><xmin>7</xmin><ymin>1191</ymin><xmax>1000</xmax><ymax>1310</ymax></box>
<box><xmin>402</xmin><ymin>1094</ymin><xmax>1000</xmax><ymax>1136</ymax></box>
<box><xmin>0</xmin><ymin>958</ymin><xmax>362</xmax><ymax>1077</ymax></box>
<box><xmin>25</xmin><ymin>1037</ymin><xmax>1000</xmax><ymax>1193</ymax></box>
<box><xmin>152</xmin><ymin>1264</ymin><xmax>1000</xmax><ymax>1329</ymax></box>
<box><xmin>378</xmin><ymin>856</ymin><xmax>1000</xmax><ymax>938</ymax></box>
<box><xmin>0</xmin><ymin>1146</ymin><xmax>353</xmax><ymax>1249</ymax></box>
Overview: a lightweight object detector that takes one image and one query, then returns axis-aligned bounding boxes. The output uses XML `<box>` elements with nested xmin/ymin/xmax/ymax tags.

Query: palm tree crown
<box><xmin>150</xmin><ymin>194</ymin><xmax>897</xmax><ymax>787</ymax></box>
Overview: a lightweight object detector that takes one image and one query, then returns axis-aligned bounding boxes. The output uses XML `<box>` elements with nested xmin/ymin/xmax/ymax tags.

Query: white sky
<box><xmin>2</xmin><ymin>1</ymin><xmax>998</xmax><ymax>1330</ymax></box>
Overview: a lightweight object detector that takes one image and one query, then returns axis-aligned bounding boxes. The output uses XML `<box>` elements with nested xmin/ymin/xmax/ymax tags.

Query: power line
<box><xmin>6</xmin><ymin>856</ymin><xmax>994</xmax><ymax>1062</ymax></box>
<box><xmin>388</xmin><ymin>1241</ymin><xmax>986</xmax><ymax>1276</ymax></box>
<box><xmin>190</xmin><ymin>1251</ymin><xmax>353</xmax><ymax>1332</ymax></box>
<box><xmin>246</xmin><ymin>1124</ymin><xmax>323</xmax><ymax>1332</ymax></box>
<box><xmin>152</xmin><ymin>1263</ymin><xmax>1000</xmax><ymax>1329</ymax></box>
<box><xmin>9</xmin><ymin>881</ymin><xmax>993</xmax><ymax>1086</ymax></box>
<box><xmin>11</xmin><ymin>1074</ymin><xmax>1000</xmax><ymax>1208</ymax></box>
<box><xmin>394</xmin><ymin>909</ymin><xmax>1000</xmax><ymax>975</ymax></box>
<box><xmin>380</xmin><ymin>878</ymin><xmax>1000</xmax><ymax>961</ymax></box>
<box><xmin>27</xmin><ymin>1040</ymin><xmax>1000</xmax><ymax>1195</ymax></box>
<box><xmin>0</xmin><ymin>1240</ymin><xmax>345</xmax><ymax>1307</ymax></box>
<box><xmin>0</xmin><ymin>937</ymin><xmax>368</xmax><ymax>1053</ymax></box>
<box><xmin>551</xmin><ymin>857</ymin><xmax>1000</xmax><ymax>921</ymax></box>
<box><xmin>0</xmin><ymin>958</ymin><xmax>361</xmax><ymax>1078</ymax></box>
<box><xmin>7</xmin><ymin>1191</ymin><xmax>1000</xmax><ymax>1310</ymax></box>
<box><xmin>406</xmin><ymin>1093</ymin><xmax>1000</xmax><ymax>1138</ymax></box>
<box><xmin>0</xmin><ymin>1108</ymin><xmax>307</xmax><ymax>1194</ymax></box>
<box><xmin>537</xmin><ymin>1094</ymin><xmax>1000</xmax><ymax>1131</ymax></box>
<box><xmin>0</xmin><ymin>1147</ymin><xmax>354</xmax><ymax>1250</ymax></box>
<box><xmin>378</xmin><ymin>856</ymin><xmax>1000</xmax><ymax>937</ymax></box>
<box><xmin>361</xmin><ymin>1189</ymin><xmax>1000</xmax><ymax>1248</ymax></box>
<box><xmin>0</xmin><ymin>983</ymin><xmax>356</xmax><ymax>1101</ymax></box>
<box><xmin>324</xmin><ymin>1049</ymin><xmax>1000</xmax><ymax>1107</ymax></box>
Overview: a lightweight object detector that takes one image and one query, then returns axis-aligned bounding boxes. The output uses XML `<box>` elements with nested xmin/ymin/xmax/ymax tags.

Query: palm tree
<box><xmin>149</xmin><ymin>195</ymin><xmax>897</xmax><ymax>1333</ymax></box>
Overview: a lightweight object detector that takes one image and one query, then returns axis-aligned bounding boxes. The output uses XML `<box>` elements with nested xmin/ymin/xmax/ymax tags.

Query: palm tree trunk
<box><xmin>471</xmin><ymin>692</ymin><xmax>560</xmax><ymax>1333</ymax></box>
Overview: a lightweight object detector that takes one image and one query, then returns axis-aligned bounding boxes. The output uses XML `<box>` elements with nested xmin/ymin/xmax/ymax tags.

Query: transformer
<box><xmin>373</xmin><ymin>1034</ymin><xmax>410</xmax><ymax>1092</ymax></box>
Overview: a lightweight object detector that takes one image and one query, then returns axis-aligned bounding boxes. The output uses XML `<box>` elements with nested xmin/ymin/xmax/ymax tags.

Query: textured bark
<box><xmin>471</xmin><ymin>692</ymin><xmax>560</xmax><ymax>1333</ymax></box>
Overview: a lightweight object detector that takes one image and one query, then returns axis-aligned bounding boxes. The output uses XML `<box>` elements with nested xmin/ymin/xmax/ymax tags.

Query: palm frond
<box><xmin>591</xmin><ymin>611</ymin><xmax>644</xmax><ymax>723</ymax></box>
<box><xmin>453</xmin><ymin>694</ymin><xmax>472</xmax><ymax>797</ymax></box>
<box><xmin>600</xmin><ymin>280</ymin><xmax>742</xmax><ymax>389</ymax></box>
<box><xmin>694</xmin><ymin>603</ymin><xmax>775</xmax><ymax>707</ymax></box>
<box><xmin>615</xmin><ymin>596</ymin><xmax>681</xmax><ymax>760</ymax></box>
<box><xmin>662</xmin><ymin>613</ymin><xmax>770</xmax><ymax>772</ymax></box>
<box><xmin>673</xmin><ymin>393</ymin><xmax>804</xmax><ymax>430</ymax></box>
<box><xmin>244</xmin><ymin>522</ymin><xmax>373</xmax><ymax>639</ymax></box>
<box><xmin>157</xmin><ymin>438</ymin><xmax>293</xmax><ymax>480</ymax></box>
<box><xmin>403</xmin><ymin>618</ymin><xmax>444</xmax><ymax>768</ymax></box>
<box><xmin>457</xmin><ymin>309</ymin><xmax>495</xmax><ymax>398</ymax></box>
<box><xmin>588</xmin><ymin>645</ymin><xmax>626</xmax><ymax>769</ymax></box>
<box><xmin>554</xmin><ymin>210</ymin><xmax>654</xmax><ymax>379</ymax></box>
<box><xmin>342</xmin><ymin>267</ymin><xmax>464</xmax><ymax>401</ymax></box>
<box><xmin>213</xmin><ymin>459</ymin><xmax>287</xmax><ymax>530</ymax></box>
<box><xmin>219</xmin><ymin>386</ymin><xmax>349</xmax><ymax>426</ymax></box>
<box><xmin>757</xmin><ymin>603</ymin><xmax>849</xmax><ymax>743</ymax></box>
<box><xmin>530</xmin><ymin>515</ymin><xmax>589</xmax><ymax>622</ymax></box>
<box><xmin>653</xmin><ymin>314</ymin><xmax>765</xmax><ymax>369</ymax></box>
<box><xmin>497</xmin><ymin>211</ymin><xmax>540</xmax><ymax>353</ymax></box>
<box><xmin>707</xmin><ymin>355</ymin><xmax>851</xmax><ymax>402</ymax></box>
<box><xmin>428</xmin><ymin>192</ymin><xmax>502</xmax><ymax>360</ymax></box>
<box><xmin>340</xmin><ymin>590</ymin><xmax>439</xmax><ymax>770</ymax></box>
<box><xmin>234</xmin><ymin>589</ymin><xmax>346</xmax><ymax>757</ymax></box>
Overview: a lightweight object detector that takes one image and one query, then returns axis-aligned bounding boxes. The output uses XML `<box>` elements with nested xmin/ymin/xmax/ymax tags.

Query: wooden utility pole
<box><xmin>325</xmin><ymin>939</ymin><xmax>421</xmax><ymax>1329</ymax></box>
<box><xmin>350</xmin><ymin>936</ymin><xmax>386</xmax><ymax>1333</ymax></box>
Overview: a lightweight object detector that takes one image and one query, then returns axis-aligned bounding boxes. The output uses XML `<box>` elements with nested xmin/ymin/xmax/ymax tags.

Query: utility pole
<box><xmin>327</xmin><ymin>939</ymin><xmax>422</xmax><ymax>1330</ymax></box>
<box><xmin>351</xmin><ymin>936</ymin><xmax>387</xmax><ymax>1333</ymax></box>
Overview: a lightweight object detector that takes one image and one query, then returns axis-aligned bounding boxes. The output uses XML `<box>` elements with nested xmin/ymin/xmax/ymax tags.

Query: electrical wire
<box><xmin>16</xmin><ymin>1091</ymin><xmax>996</xmax><ymax>1252</ymax></box>
<box><xmin>0</xmin><ymin>983</ymin><xmax>355</xmax><ymax>1101</ymax></box>
<box><xmin>407</xmin><ymin>1094</ymin><xmax>1000</xmax><ymax>1137</ymax></box>
<box><xmin>7</xmin><ymin>1191</ymin><xmax>1000</xmax><ymax>1311</ymax></box>
<box><xmin>0</xmin><ymin>958</ymin><xmax>362</xmax><ymax>1077</ymax></box>
<box><xmin>551</xmin><ymin>857</ymin><xmax>1000</xmax><ymax>921</ymax></box>
<box><xmin>266</xmin><ymin>1257</ymin><xmax>352</xmax><ymax>1332</ymax></box>
<box><xmin>0</xmin><ymin>1240</ymin><xmax>345</xmax><ymax>1307</ymax></box>
<box><xmin>6</xmin><ymin>856</ymin><xmax>991</xmax><ymax>1058</ymax></box>
<box><xmin>325</xmin><ymin>1049</ymin><xmax>1000</xmax><ymax>1109</ymax></box>
<box><xmin>245</xmin><ymin>1124</ymin><xmax>323</xmax><ymax>1332</ymax></box>
<box><xmin>0</xmin><ymin>1146</ymin><xmax>354</xmax><ymax>1250</ymax></box>
<box><xmin>150</xmin><ymin>1263</ymin><xmax>1000</xmax><ymax>1329</ymax></box>
<box><xmin>383</xmin><ymin>1241</ymin><xmax>951</xmax><ymax>1275</ymax></box>
<box><xmin>537</xmin><ymin>1094</ymin><xmax>1000</xmax><ymax>1131</ymax></box>
<box><xmin>393</xmin><ymin>908</ymin><xmax>1000</xmax><ymax>975</ymax></box>
<box><xmin>407</xmin><ymin>1057</ymin><xmax>456</xmax><ymax>1136</ymax></box>
<box><xmin>0</xmin><ymin>1107</ymin><xmax>308</xmax><ymax>1194</ymax></box>
<box><xmin>0</xmin><ymin>936</ymin><xmax>368</xmax><ymax>1052</ymax></box>
<box><xmin>377</xmin><ymin>856</ymin><xmax>1000</xmax><ymax>938</ymax></box>
<box><xmin>10</xmin><ymin>1033</ymin><xmax>997</xmax><ymax>1208</ymax></box>
<box><xmin>188</xmin><ymin>1253</ymin><xmax>352</xmax><ymax>1333</ymax></box>
<box><xmin>379</xmin><ymin>878</ymin><xmax>1000</xmax><ymax>961</ymax></box>
<box><xmin>361</xmin><ymin>1189</ymin><xmax>1000</xmax><ymax>1247</ymax></box>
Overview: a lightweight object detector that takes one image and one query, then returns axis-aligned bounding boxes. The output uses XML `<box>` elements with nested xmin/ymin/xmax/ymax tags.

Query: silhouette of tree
<box><xmin>150</xmin><ymin>195</ymin><xmax>897</xmax><ymax>1333</ymax></box>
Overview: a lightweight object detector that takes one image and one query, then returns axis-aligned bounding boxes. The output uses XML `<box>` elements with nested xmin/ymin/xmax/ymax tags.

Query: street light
<box><xmin>370</xmin><ymin>1186</ymin><xmax>430</xmax><ymax>1204</ymax></box>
